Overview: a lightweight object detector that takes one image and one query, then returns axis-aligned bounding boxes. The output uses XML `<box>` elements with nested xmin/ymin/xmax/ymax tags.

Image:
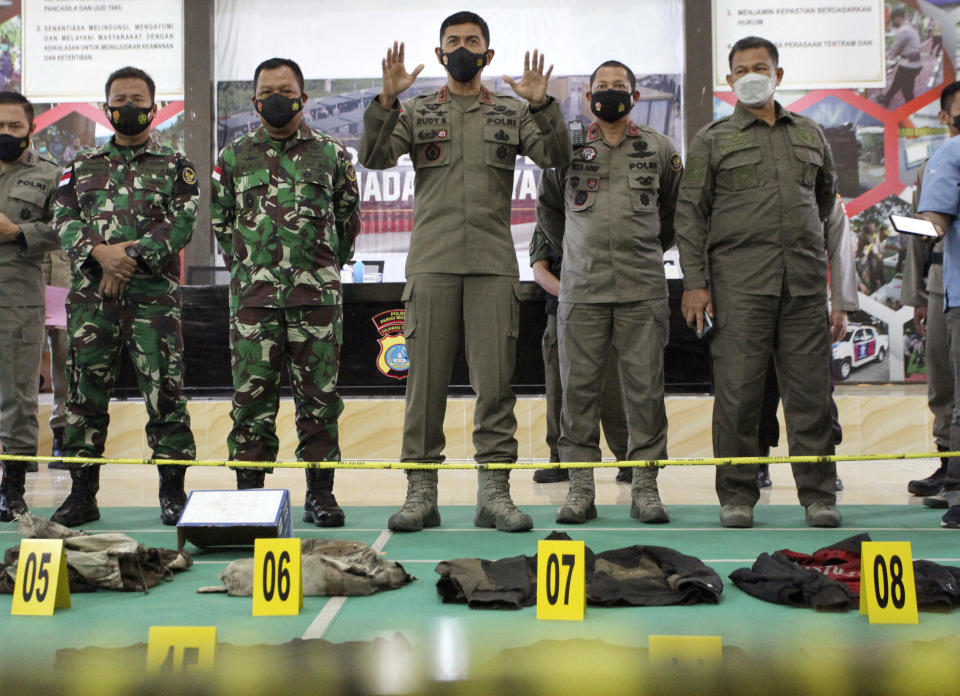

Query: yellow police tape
<box><xmin>0</xmin><ymin>451</ymin><xmax>954</xmax><ymax>469</ymax></box>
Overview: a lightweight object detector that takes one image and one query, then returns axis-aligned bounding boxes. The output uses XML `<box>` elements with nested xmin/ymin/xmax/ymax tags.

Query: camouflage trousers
<box><xmin>227</xmin><ymin>305</ymin><xmax>343</xmax><ymax>464</ymax></box>
<box><xmin>63</xmin><ymin>299</ymin><xmax>196</xmax><ymax>465</ymax></box>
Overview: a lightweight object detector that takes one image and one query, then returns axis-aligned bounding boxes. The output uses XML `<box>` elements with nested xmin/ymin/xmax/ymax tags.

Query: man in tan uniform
<box><xmin>902</xmin><ymin>81</ymin><xmax>960</xmax><ymax>503</ymax></box>
<box><xmin>359</xmin><ymin>11</ymin><xmax>572</xmax><ymax>532</ymax></box>
<box><xmin>0</xmin><ymin>91</ymin><xmax>62</xmax><ymax>520</ymax></box>
<box><xmin>676</xmin><ymin>36</ymin><xmax>841</xmax><ymax>528</ymax></box>
<box><xmin>538</xmin><ymin>60</ymin><xmax>681</xmax><ymax>525</ymax></box>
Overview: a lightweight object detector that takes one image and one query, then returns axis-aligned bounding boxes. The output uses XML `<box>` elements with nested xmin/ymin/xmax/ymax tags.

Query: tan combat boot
<box><xmin>388</xmin><ymin>470</ymin><xmax>440</xmax><ymax>532</ymax></box>
<box><xmin>474</xmin><ymin>469</ymin><xmax>533</xmax><ymax>532</ymax></box>
<box><xmin>630</xmin><ymin>466</ymin><xmax>670</xmax><ymax>523</ymax></box>
<box><xmin>556</xmin><ymin>468</ymin><xmax>597</xmax><ymax>524</ymax></box>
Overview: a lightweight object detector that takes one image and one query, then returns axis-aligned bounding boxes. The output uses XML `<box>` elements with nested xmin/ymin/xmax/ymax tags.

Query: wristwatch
<box><xmin>124</xmin><ymin>246</ymin><xmax>141</xmax><ymax>261</ymax></box>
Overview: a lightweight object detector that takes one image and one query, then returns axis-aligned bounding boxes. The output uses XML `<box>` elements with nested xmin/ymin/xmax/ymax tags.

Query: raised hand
<box><xmin>380</xmin><ymin>41</ymin><xmax>424</xmax><ymax>108</ymax></box>
<box><xmin>502</xmin><ymin>49</ymin><xmax>553</xmax><ymax>107</ymax></box>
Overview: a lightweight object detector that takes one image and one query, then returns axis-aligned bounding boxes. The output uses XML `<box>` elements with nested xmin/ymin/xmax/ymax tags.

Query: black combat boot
<box><xmin>236</xmin><ymin>467</ymin><xmax>266</xmax><ymax>489</ymax></box>
<box><xmin>158</xmin><ymin>464</ymin><xmax>188</xmax><ymax>526</ymax></box>
<box><xmin>51</xmin><ymin>465</ymin><xmax>100</xmax><ymax>527</ymax></box>
<box><xmin>303</xmin><ymin>468</ymin><xmax>345</xmax><ymax>527</ymax></box>
<box><xmin>908</xmin><ymin>446</ymin><xmax>948</xmax><ymax>497</ymax></box>
<box><xmin>49</xmin><ymin>427</ymin><xmax>68</xmax><ymax>470</ymax></box>
<box><xmin>0</xmin><ymin>462</ymin><xmax>28</xmax><ymax>522</ymax></box>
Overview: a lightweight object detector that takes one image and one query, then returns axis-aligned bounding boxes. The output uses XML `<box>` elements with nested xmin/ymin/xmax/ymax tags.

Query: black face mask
<box><xmin>108</xmin><ymin>102</ymin><xmax>154</xmax><ymax>136</ymax></box>
<box><xmin>0</xmin><ymin>133</ymin><xmax>28</xmax><ymax>163</ymax></box>
<box><xmin>441</xmin><ymin>47</ymin><xmax>487</xmax><ymax>83</ymax></box>
<box><xmin>256</xmin><ymin>93</ymin><xmax>303</xmax><ymax>129</ymax></box>
<box><xmin>590</xmin><ymin>89</ymin><xmax>633</xmax><ymax>123</ymax></box>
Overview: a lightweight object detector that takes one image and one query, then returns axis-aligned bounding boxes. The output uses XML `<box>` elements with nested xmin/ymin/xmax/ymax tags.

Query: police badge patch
<box><xmin>580</xmin><ymin>146</ymin><xmax>598</xmax><ymax>161</ymax></box>
<box><xmin>670</xmin><ymin>153</ymin><xmax>682</xmax><ymax>171</ymax></box>
<box><xmin>574</xmin><ymin>191</ymin><xmax>589</xmax><ymax>206</ymax></box>
<box><xmin>425</xmin><ymin>143</ymin><xmax>442</xmax><ymax>161</ymax></box>
<box><xmin>19</xmin><ymin>208</ymin><xmax>30</xmax><ymax>220</ymax></box>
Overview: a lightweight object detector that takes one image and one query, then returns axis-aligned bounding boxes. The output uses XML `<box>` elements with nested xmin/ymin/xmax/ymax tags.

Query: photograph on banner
<box><xmin>214</xmin><ymin>0</ymin><xmax>685</xmax><ymax>282</ymax></box>
<box><xmin>865</xmin><ymin>1</ymin><xmax>943</xmax><ymax>109</ymax></box>
<box><xmin>897</xmin><ymin>97</ymin><xmax>950</xmax><ymax>188</ymax></box>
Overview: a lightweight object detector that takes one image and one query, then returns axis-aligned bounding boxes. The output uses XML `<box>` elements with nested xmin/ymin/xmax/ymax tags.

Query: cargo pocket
<box><xmin>508</xmin><ymin>282</ymin><xmax>522</xmax><ymax>338</ymax></box>
<box><xmin>716</xmin><ymin>148</ymin><xmax>761</xmax><ymax>191</ymax></box>
<box><xmin>402</xmin><ymin>279</ymin><xmax>417</xmax><ymax>339</ymax></box>
<box><xmin>484</xmin><ymin>124</ymin><xmax>519</xmax><ymax>170</ymax></box>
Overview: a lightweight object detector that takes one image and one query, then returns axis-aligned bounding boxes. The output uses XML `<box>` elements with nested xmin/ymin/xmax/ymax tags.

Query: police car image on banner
<box><xmin>832</xmin><ymin>323</ymin><xmax>888</xmax><ymax>381</ymax></box>
<box><xmin>372</xmin><ymin>310</ymin><xmax>409</xmax><ymax>380</ymax></box>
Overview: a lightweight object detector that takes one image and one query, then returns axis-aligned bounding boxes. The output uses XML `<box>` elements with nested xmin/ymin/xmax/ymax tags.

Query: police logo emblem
<box><xmin>345</xmin><ymin>163</ymin><xmax>357</xmax><ymax>182</ymax></box>
<box><xmin>494</xmin><ymin>130</ymin><xmax>509</xmax><ymax>142</ymax></box>
<box><xmin>580</xmin><ymin>146</ymin><xmax>597</xmax><ymax>161</ymax></box>
<box><xmin>372</xmin><ymin>310</ymin><xmax>409</xmax><ymax>380</ymax></box>
<box><xmin>670</xmin><ymin>153</ymin><xmax>682</xmax><ymax>171</ymax></box>
<box><xmin>19</xmin><ymin>207</ymin><xmax>30</xmax><ymax>220</ymax></box>
<box><xmin>569</xmin><ymin>176</ymin><xmax>580</xmax><ymax>189</ymax></box>
<box><xmin>424</xmin><ymin>143</ymin><xmax>442</xmax><ymax>161</ymax></box>
<box><xmin>496</xmin><ymin>145</ymin><xmax>509</xmax><ymax>160</ymax></box>
<box><xmin>641</xmin><ymin>193</ymin><xmax>650</xmax><ymax>206</ymax></box>
<box><xmin>574</xmin><ymin>191</ymin><xmax>589</xmax><ymax>206</ymax></box>
<box><xmin>181</xmin><ymin>166</ymin><xmax>196</xmax><ymax>185</ymax></box>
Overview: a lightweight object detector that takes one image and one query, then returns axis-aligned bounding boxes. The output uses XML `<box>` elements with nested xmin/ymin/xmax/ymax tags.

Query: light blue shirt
<box><xmin>917</xmin><ymin>135</ymin><xmax>960</xmax><ymax>309</ymax></box>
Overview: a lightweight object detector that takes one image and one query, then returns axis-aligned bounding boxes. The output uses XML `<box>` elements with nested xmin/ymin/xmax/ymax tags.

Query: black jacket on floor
<box><xmin>729</xmin><ymin>533</ymin><xmax>960</xmax><ymax>611</ymax></box>
<box><xmin>435</xmin><ymin>531</ymin><xmax>723</xmax><ymax>610</ymax></box>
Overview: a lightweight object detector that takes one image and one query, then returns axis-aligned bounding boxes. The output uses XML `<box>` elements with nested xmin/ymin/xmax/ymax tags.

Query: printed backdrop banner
<box><xmin>22</xmin><ymin>0</ymin><xmax>184</xmax><ymax>102</ymax></box>
<box><xmin>712</xmin><ymin>0</ymin><xmax>886</xmax><ymax>90</ymax></box>
<box><xmin>214</xmin><ymin>0</ymin><xmax>685</xmax><ymax>284</ymax></box>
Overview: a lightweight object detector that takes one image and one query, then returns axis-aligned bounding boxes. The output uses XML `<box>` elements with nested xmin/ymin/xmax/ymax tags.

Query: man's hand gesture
<box><xmin>380</xmin><ymin>42</ymin><xmax>424</xmax><ymax>108</ymax></box>
<box><xmin>502</xmin><ymin>50</ymin><xmax>552</xmax><ymax>108</ymax></box>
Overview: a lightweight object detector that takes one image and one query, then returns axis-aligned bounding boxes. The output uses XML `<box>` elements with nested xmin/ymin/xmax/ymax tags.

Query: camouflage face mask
<box><xmin>109</xmin><ymin>102</ymin><xmax>154</xmax><ymax>136</ymax></box>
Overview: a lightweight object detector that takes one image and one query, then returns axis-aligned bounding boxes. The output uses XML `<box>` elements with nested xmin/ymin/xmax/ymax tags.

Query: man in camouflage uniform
<box><xmin>211</xmin><ymin>58</ymin><xmax>360</xmax><ymax>527</ymax></box>
<box><xmin>0</xmin><ymin>91</ymin><xmax>62</xmax><ymax>521</ymax></box>
<box><xmin>677</xmin><ymin>37</ymin><xmax>840</xmax><ymax>528</ymax></box>
<box><xmin>359</xmin><ymin>11</ymin><xmax>571</xmax><ymax>533</ymax></box>
<box><xmin>538</xmin><ymin>61</ymin><xmax>682</xmax><ymax>525</ymax></box>
<box><xmin>53</xmin><ymin>66</ymin><xmax>198</xmax><ymax>527</ymax></box>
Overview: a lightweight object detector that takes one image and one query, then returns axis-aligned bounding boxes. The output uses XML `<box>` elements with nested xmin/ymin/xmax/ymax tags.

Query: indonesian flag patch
<box><xmin>212</xmin><ymin>165</ymin><xmax>222</xmax><ymax>183</ymax></box>
<box><xmin>58</xmin><ymin>168</ymin><xmax>72</xmax><ymax>187</ymax></box>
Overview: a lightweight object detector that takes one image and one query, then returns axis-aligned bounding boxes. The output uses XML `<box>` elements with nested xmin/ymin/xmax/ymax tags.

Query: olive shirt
<box><xmin>358</xmin><ymin>85</ymin><xmax>572</xmax><ymax>277</ymax></box>
<box><xmin>0</xmin><ymin>149</ymin><xmax>62</xmax><ymax>306</ymax></box>
<box><xmin>537</xmin><ymin>121</ymin><xmax>682</xmax><ymax>303</ymax></box>
<box><xmin>211</xmin><ymin>123</ymin><xmax>361</xmax><ymax>310</ymax></box>
<box><xmin>56</xmin><ymin>137</ymin><xmax>199</xmax><ymax>305</ymax></box>
<box><xmin>676</xmin><ymin>101</ymin><xmax>837</xmax><ymax>297</ymax></box>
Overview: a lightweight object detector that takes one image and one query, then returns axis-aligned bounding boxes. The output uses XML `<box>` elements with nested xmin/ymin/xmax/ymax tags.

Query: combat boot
<box><xmin>474</xmin><ymin>469</ymin><xmax>533</xmax><ymax>532</ymax></box>
<box><xmin>236</xmin><ymin>467</ymin><xmax>266</xmax><ymax>489</ymax></box>
<box><xmin>630</xmin><ymin>466</ymin><xmax>670</xmax><ymax>524</ymax></box>
<box><xmin>158</xmin><ymin>464</ymin><xmax>188</xmax><ymax>526</ymax></box>
<box><xmin>388</xmin><ymin>470</ymin><xmax>440</xmax><ymax>532</ymax></box>
<box><xmin>303</xmin><ymin>468</ymin><xmax>345</xmax><ymax>527</ymax></box>
<box><xmin>51</xmin><ymin>465</ymin><xmax>100</xmax><ymax>527</ymax></box>
<box><xmin>0</xmin><ymin>462</ymin><xmax>28</xmax><ymax>522</ymax></box>
<box><xmin>556</xmin><ymin>468</ymin><xmax>597</xmax><ymax>524</ymax></box>
<box><xmin>908</xmin><ymin>454</ymin><xmax>947</xmax><ymax>497</ymax></box>
<box><xmin>49</xmin><ymin>427</ymin><xmax>68</xmax><ymax>470</ymax></box>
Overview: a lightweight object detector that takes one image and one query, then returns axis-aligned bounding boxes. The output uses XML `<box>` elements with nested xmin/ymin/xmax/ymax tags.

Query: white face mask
<box><xmin>733</xmin><ymin>72</ymin><xmax>777</xmax><ymax>107</ymax></box>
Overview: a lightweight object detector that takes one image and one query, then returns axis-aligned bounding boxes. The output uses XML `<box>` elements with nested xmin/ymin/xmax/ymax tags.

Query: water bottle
<box><xmin>352</xmin><ymin>259</ymin><xmax>365</xmax><ymax>284</ymax></box>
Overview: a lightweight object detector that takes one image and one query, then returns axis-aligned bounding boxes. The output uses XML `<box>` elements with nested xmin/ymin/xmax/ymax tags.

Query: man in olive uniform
<box><xmin>53</xmin><ymin>66</ymin><xmax>198</xmax><ymax>527</ymax></box>
<box><xmin>902</xmin><ymin>81</ymin><xmax>960</xmax><ymax>503</ymax></box>
<box><xmin>676</xmin><ymin>36</ymin><xmax>841</xmax><ymax>528</ymax></box>
<box><xmin>359</xmin><ymin>11</ymin><xmax>572</xmax><ymax>533</ymax></box>
<box><xmin>529</xmin><ymin>224</ymin><xmax>630</xmax><ymax>485</ymax></box>
<box><xmin>538</xmin><ymin>61</ymin><xmax>681</xmax><ymax>525</ymax></box>
<box><xmin>211</xmin><ymin>58</ymin><xmax>361</xmax><ymax>527</ymax></box>
<box><xmin>0</xmin><ymin>91</ymin><xmax>61</xmax><ymax>521</ymax></box>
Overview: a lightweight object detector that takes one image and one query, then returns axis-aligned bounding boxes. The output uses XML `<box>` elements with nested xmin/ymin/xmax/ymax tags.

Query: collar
<box><xmin>253</xmin><ymin>120</ymin><xmax>313</xmax><ymax>146</ymax></box>
<box><xmin>731</xmin><ymin>100</ymin><xmax>793</xmax><ymax>129</ymax></box>
<box><xmin>17</xmin><ymin>148</ymin><xmax>37</xmax><ymax>167</ymax></box>
<box><xmin>101</xmin><ymin>134</ymin><xmax>171</xmax><ymax>160</ymax></box>
<box><xmin>436</xmin><ymin>85</ymin><xmax>493</xmax><ymax>106</ymax></box>
<box><xmin>585</xmin><ymin>120</ymin><xmax>640</xmax><ymax>142</ymax></box>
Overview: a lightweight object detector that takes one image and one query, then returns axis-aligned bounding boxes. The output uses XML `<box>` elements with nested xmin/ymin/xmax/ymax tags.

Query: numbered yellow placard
<box><xmin>859</xmin><ymin>541</ymin><xmax>918</xmax><ymax>624</ymax></box>
<box><xmin>146</xmin><ymin>626</ymin><xmax>217</xmax><ymax>673</ymax></box>
<box><xmin>649</xmin><ymin>635</ymin><xmax>722</xmax><ymax>669</ymax></box>
<box><xmin>536</xmin><ymin>539</ymin><xmax>585</xmax><ymax>621</ymax></box>
<box><xmin>253</xmin><ymin>537</ymin><xmax>303</xmax><ymax>616</ymax></box>
<box><xmin>11</xmin><ymin>539</ymin><xmax>70</xmax><ymax>615</ymax></box>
